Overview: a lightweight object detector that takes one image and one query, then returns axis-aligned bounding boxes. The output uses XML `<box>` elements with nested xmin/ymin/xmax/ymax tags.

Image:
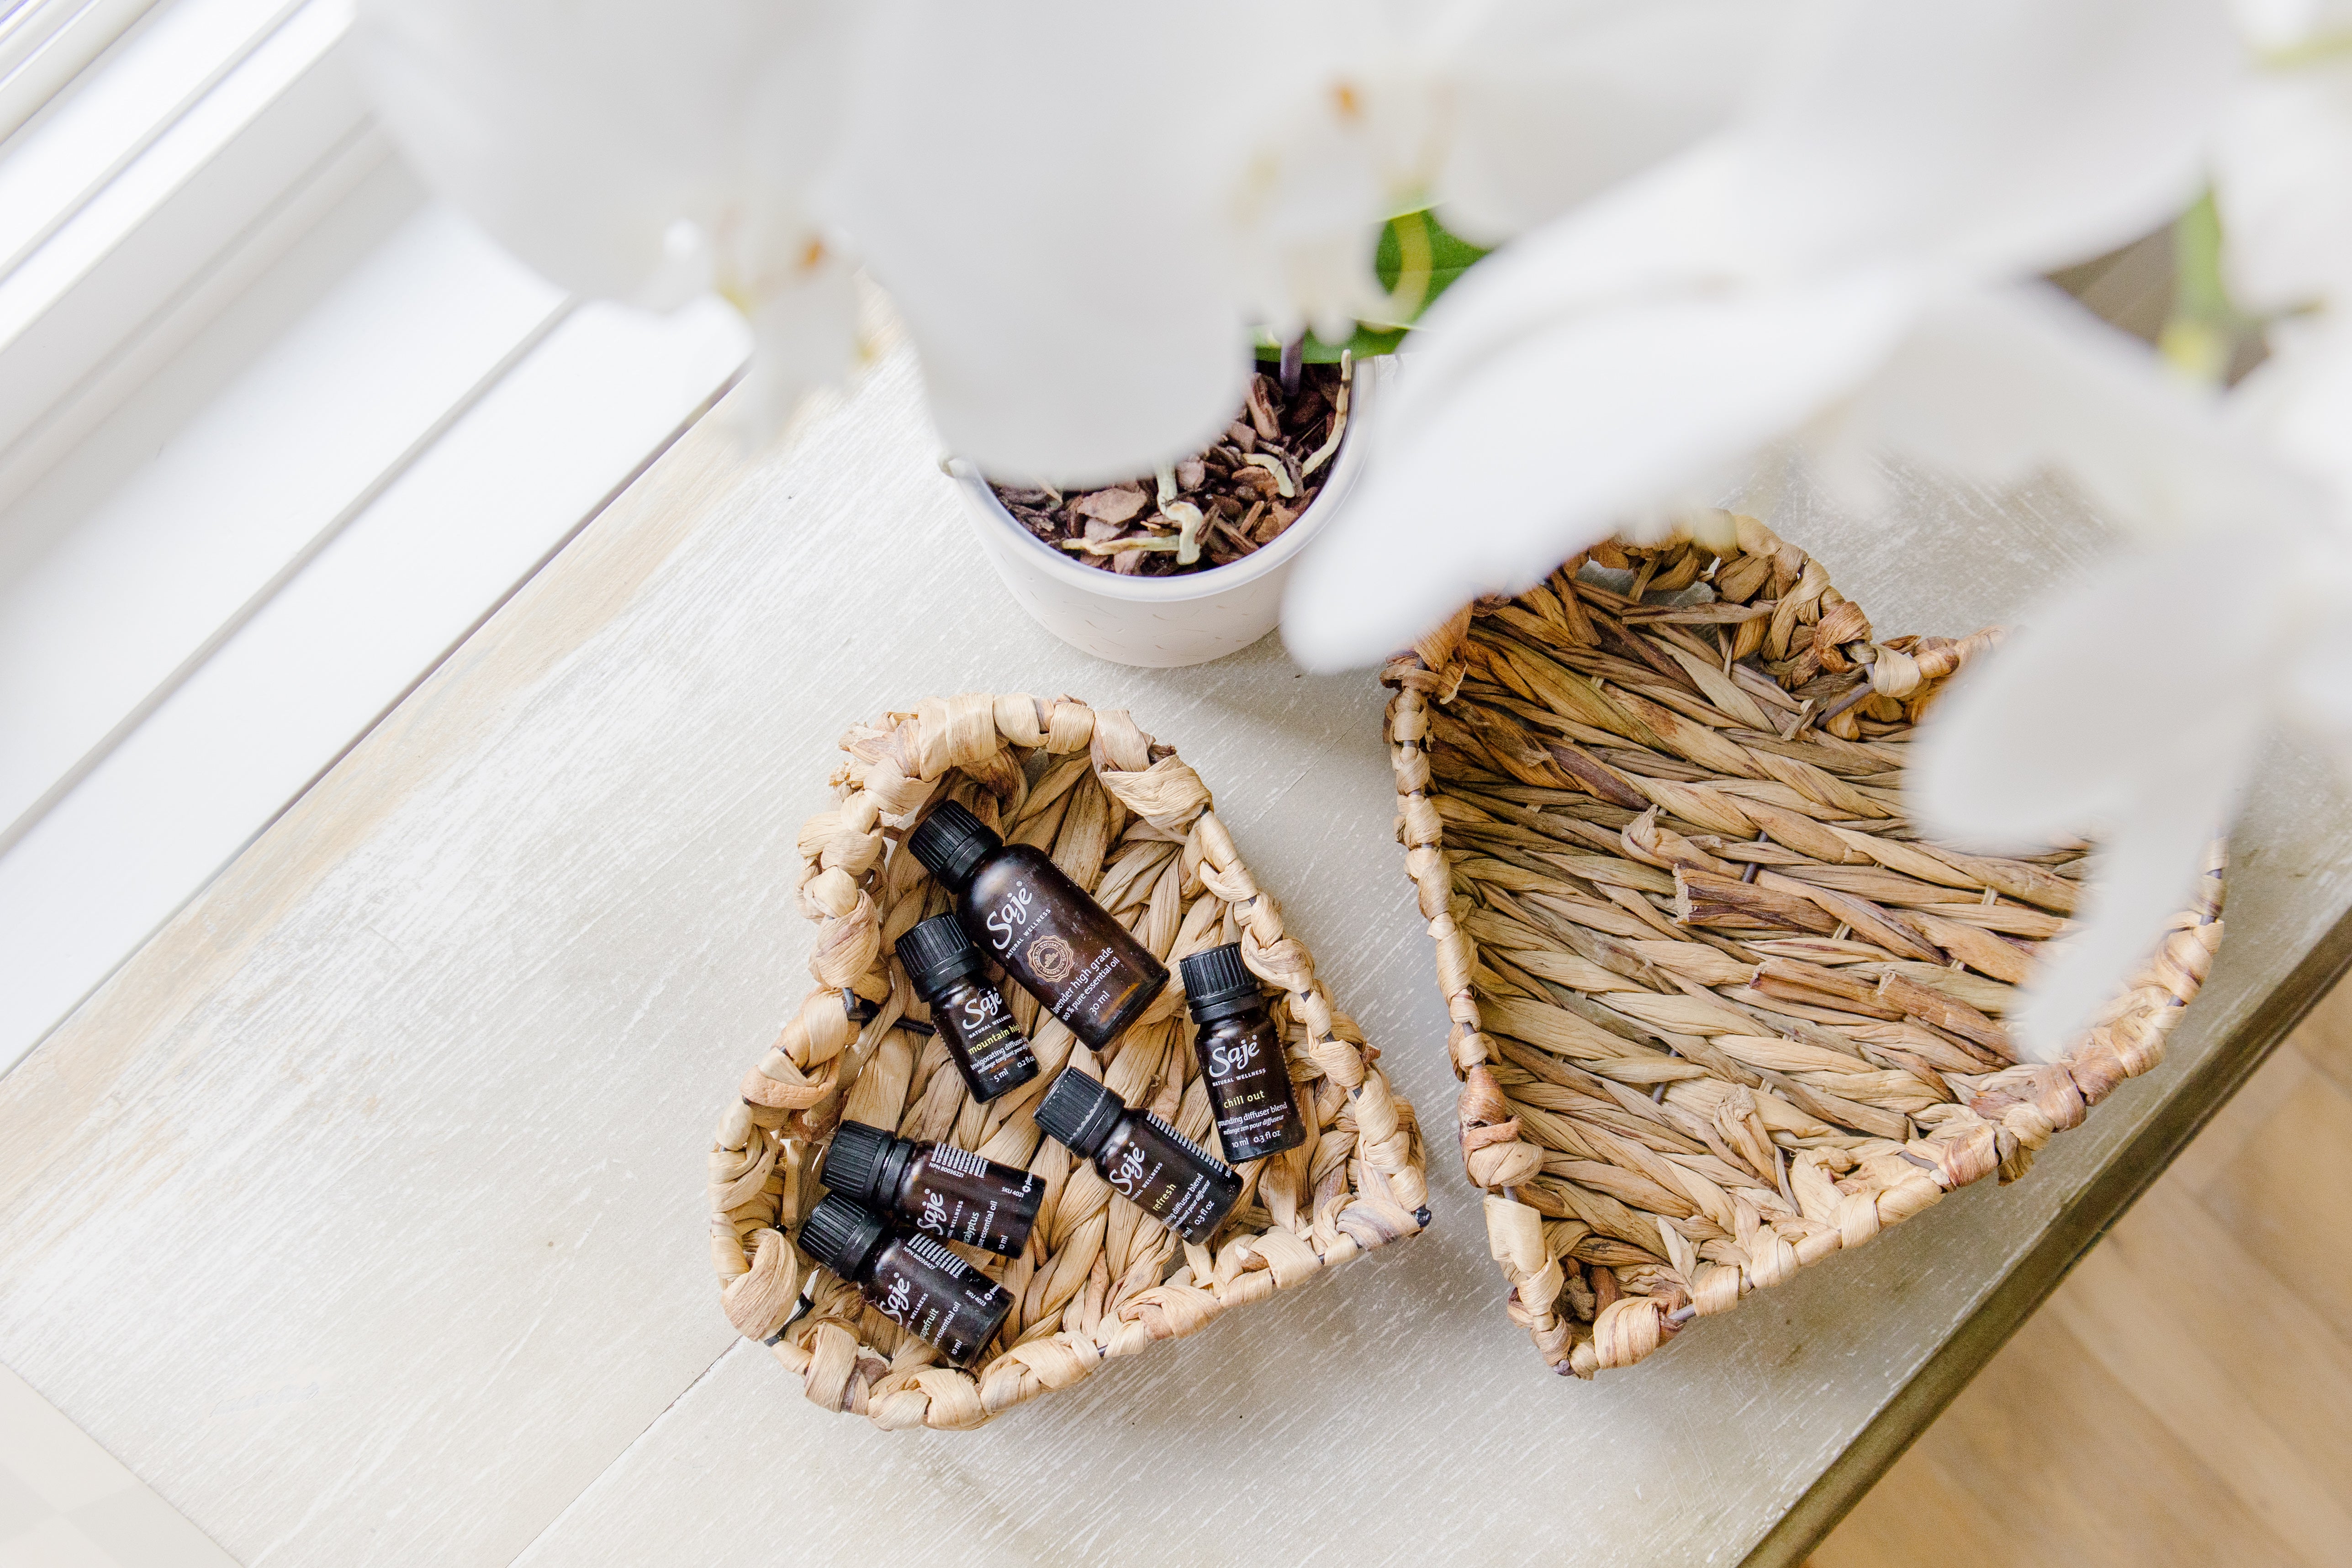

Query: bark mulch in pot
<box><xmin>989</xmin><ymin>359</ymin><xmax>1350</xmax><ymax>576</ymax></box>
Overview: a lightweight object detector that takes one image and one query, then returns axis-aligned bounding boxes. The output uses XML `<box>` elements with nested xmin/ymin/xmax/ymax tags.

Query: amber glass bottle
<box><xmin>820</xmin><ymin>1119</ymin><xmax>1041</xmax><ymax>1257</ymax></box>
<box><xmin>796</xmin><ymin>1193</ymin><xmax>1013</xmax><ymax>1367</ymax></box>
<box><xmin>1178</xmin><ymin>942</ymin><xmax>1308</xmax><ymax>1163</ymax></box>
<box><xmin>908</xmin><ymin>800</ymin><xmax>1168</xmax><ymax>1049</ymax></box>
<box><xmin>1032</xmin><ymin>1069</ymin><xmax>1241</xmax><ymax>1246</ymax></box>
<box><xmin>897</xmin><ymin>913</ymin><xmax>1040</xmax><ymax>1102</ymax></box>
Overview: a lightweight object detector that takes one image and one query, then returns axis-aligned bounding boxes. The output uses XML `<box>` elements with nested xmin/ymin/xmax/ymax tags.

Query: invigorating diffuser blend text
<box><xmin>796</xmin><ymin>1193</ymin><xmax>1014</xmax><ymax>1366</ymax></box>
<box><xmin>908</xmin><ymin>801</ymin><xmax>1167</xmax><ymax>1050</ymax></box>
<box><xmin>896</xmin><ymin>913</ymin><xmax>1040</xmax><ymax>1102</ymax></box>
<box><xmin>1179</xmin><ymin>942</ymin><xmax>1308</xmax><ymax>1163</ymax></box>
<box><xmin>820</xmin><ymin>1120</ymin><xmax>1042</xmax><ymax>1257</ymax></box>
<box><xmin>1032</xmin><ymin>1069</ymin><xmax>1241</xmax><ymax>1245</ymax></box>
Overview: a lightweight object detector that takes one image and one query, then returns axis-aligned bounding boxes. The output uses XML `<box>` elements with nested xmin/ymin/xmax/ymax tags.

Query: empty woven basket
<box><xmin>708</xmin><ymin>694</ymin><xmax>1428</xmax><ymax>1429</ymax></box>
<box><xmin>1382</xmin><ymin>517</ymin><xmax>2224</xmax><ymax>1378</ymax></box>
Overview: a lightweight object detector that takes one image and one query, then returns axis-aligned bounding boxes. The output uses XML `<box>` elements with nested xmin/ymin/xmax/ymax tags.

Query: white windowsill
<box><xmin>0</xmin><ymin>0</ymin><xmax>756</xmax><ymax>1069</ymax></box>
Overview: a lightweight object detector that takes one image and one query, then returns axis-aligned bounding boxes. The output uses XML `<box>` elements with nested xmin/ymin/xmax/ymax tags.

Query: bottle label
<box><xmin>909</xmin><ymin>1142</ymin><xmax>1041</xmax><ymax>1257</ymax></box>
<box><xmin>867</xmin><ymin>1234</ymin><xmax>1012</xmax><ymax>1367</ymax></box>
<box><xmin>1199</xmin><ymin>1016</ymin><xmax>1308</xmax><ymax>1160</ymax></box>
<box><xmin>1101</xmin><ymin>1112</ymin><xmax>1241</xmax><ymax>1246</ymax></box>
<box><xmin>929</xmin><ymin>1144</ymin><xmax>988</xmax><ymax>1179</ymax></box>
<box><xmin>1141</xmin><ymin>1109</ymin><xmax>1223</xmax><ymax>1171</ymax></box>
<box><xmin>903</xmin><ymin>1233</ymin><xmax>975</xmax><ymax>1279</ymax></box>
<box><xmin>947</xmin><ymin>987</ymin><xmax>1029</xmax><ymax>1075</ymax></box>
<box><xmin>981</xmin><ymin>882</ymin><xmax>1038</xmax><ymax>952</ymax></box>
<box><xmin>975</xmin><ymin>858</ymin><xmax>1163</xmax><ymax>1048</ymax></box>
<box><xmin>932</xmin><ymin>978</ymin><xmax>1039</xmax><ymax>1101</ymax></box>
<box><xmin>1041</xmin><ymin>943</ymin><xmax>1138</xmax><ymax>1028</ymax></box>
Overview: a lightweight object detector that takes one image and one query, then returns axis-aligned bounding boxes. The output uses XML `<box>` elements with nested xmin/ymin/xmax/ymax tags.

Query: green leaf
<box><xmin>1254</xmin><ymin>207</ymin><xmax>1491</xmax><ymax>362</ymax></box>
<box><xmin>1252</xmin><ymin>323</ymin><xmax>1406</xmax><ymax>363</ymax></box>
<box><xmin>1374</xmin><ymin>207</ymin><xmax>1490</xmax><ymax>301</ymax></box>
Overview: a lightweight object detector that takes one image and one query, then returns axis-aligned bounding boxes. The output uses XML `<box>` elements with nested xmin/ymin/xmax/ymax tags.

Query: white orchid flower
<box><xmin>1429</xmin><ymin>0</ymin><xmax>1801</xmax><ymax>248</ymax></box>
<box><xmin>352</xmin><ymin>0</ymin><xmax>864</xmax><ymax>439</ymax></box>
<box><xmin>1912</xmin><ymin>0</ymin><xmax>2352</xmax><ymax>1059</ymax></box>
<box><xmin>1910</xmin><ymin>524</ymin><xmax>2340</xmax><ymax>1060</ymax></box>
<box><xmin>1213</xmin><ymin>0</ymin><xmax>1795</xmax><ymax>344</ymax></box>
<box><xmin>355</xmin><ymin>0</ymin><xmax>1792</xmax><ymax>481</ymax></box>
<box><xmin>1283</xmin><ymin>0</ymin><xmax>2242</xmax><ymax>670</ymax></box>
<box><xmin>1284</xmin><ymin>0</ymin><xmax>2334</xmax><ymax>1060</ymax></box>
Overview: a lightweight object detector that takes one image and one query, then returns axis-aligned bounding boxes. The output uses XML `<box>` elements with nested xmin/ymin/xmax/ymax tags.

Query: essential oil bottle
<box><xmin>907</xmin><ymin>801</ymin><xmax>1168</xmax><ymax>1051</ymax></box>
<box><xmin>1032</xmin><ymin>1069</ymin><xmax>1241</xmax><ymax>1246</ymax></box>
<box><xmin>897</xmin><ymin>913</ymin><xmax>1041</xmax><ymax>1102</ymax></box>
<box><xmin>1179</xmin><ymin>943</ymin><xmax>1309</xmax><ymax>1163</ymax></box>
<box><xmin>796</xmin><ymin>1193</ymin><xmax>1014</xmax><ymax>1367</ymax></box>
<box><xmin>820</xmin><ymin>1119</ymin><xmax>1042</xmax><ymax>1258</ymax></box>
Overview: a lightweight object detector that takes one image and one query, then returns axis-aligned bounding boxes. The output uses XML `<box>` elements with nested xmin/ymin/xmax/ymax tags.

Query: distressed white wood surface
<box><xmin>3</xmin><ymin>347</ymin><xmax>2349</xmax><ymax>1568</ymax></box>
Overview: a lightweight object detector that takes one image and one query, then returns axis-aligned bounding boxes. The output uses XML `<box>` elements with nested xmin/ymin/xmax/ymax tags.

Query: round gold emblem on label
<box><xmin>1026</xmin><ymin>933</ymin><xmax>1077</xmax><ymax>983</ymax></box>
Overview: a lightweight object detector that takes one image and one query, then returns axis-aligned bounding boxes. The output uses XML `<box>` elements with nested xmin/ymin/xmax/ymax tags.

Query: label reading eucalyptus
<box><xmin>908</xmin><ymin>1141</ymin><xmax>1041</xmax><ymax>1257</ymax></box>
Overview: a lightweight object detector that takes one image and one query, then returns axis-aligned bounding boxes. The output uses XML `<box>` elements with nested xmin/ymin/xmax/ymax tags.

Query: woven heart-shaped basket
<box><xmin>708</xmin><ymin>693</ymin><xmax>1427</xmax><ymax>1429</ymax></box>
<box><xmin>1383</xmin><ymin>517</ymin><xmax>2224</xmax><ymax>1378</ymax></box>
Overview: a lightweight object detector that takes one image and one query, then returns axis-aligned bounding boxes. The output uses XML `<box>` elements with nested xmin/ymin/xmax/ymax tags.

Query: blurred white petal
<box><xmin>1914</xmin><ymin>541</ymin><xmax>2288</xmax><ymax>1058</ymax></box>
<box><xmin>1912</xmin><ymin>544</ymin><xmax>2288</xmax><ymax>846</ymax></box>
<box><xmin>353</xmin><ymin>0</ymin><xmax>851</xmax><ymax>302</ymax></box>
<box><xmin>2232</xmin><ymin>317</ymin><xmax>2352</xmax><ymax>509</ymax></box>
<box><xmin>1364</xmin><ymin>144</ymin><xmax>1769</xmax><ymax>434</ymax></box>
<box><xmin>2010</xmin><ymin>746</ymin><xmax>2241</xmax><ymax>1060</ymax></box>
<box><xmin>2278</xmin><ymin>597</ymin><xmax>2352</xmax><ymax>756</ymax></box>
<box><xmin>1221</xmin><ymin>44</ymin><xmax>1433</xmax><ymax>340</ymax></box>
<box><xmin>1850</xmin><ymin>284</ymin><xmax>2328</xmax><ymax>542</ymax></box>
<box><xmin>714</xmin><ymin>249</ymin><xmax>861</xmax><ymax>443</ymax></box>
<box><xmin>1282</xmin><ymin>268</ymin><xmax>1917</xmax><ymax>670</ymax></box>
<box><xmin>1433</xmin><ymin>0</ymin><xmax>1793</xmax><ymax>244</ymax></box>
<box><xmin>1739</xmin><ymin>0</ymin><xmax>2236</xmax><ymax>277</ymax></box>
<box><xmin>820</xmin><ymin>0</ymin><xmax>1259</xmax><ymax>482</ymax></box>
<box><xmin>2215</xmin><ymin>62</ymin><xmax>2352</xmax><ymax>315</ymax></box>
<box><xmin>2230</xmin><ymin>0</ymin><xmax>2352</xmax><ymax>52</ymax></box>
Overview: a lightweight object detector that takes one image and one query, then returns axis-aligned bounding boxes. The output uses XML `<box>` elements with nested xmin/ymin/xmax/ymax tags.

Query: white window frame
<box><xmin>0</xmin><ymin>0</ymin><xmax>751</xmax><ymax>1070</ymax></box>
<box><xmin>0</xmin><ymin>0</ymin><xmax>379</xmax><ymax>508</ymax></box>
<box><xmin>0</xmin><ymin>0</ymin><xmax>166</xmax><ymax>144</ymax></box>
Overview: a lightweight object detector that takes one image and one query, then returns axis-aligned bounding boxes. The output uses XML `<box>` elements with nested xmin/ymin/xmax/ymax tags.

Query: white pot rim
<box><xmin>942</xmin><ymin>358</ymin><xmax>1383</xmax><ymax>606</ymax></box>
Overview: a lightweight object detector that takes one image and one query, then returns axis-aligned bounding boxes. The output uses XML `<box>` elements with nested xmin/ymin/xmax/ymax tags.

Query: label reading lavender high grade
<box><xmin>908</xmin><ymin>802</ymin><xmax>1168</xmax><ymax>1051</ymax></box>
<box><xmin>977</xmin><ymin>879</ymin><xmax>1157</xmax><ymax>1044</ymax></box>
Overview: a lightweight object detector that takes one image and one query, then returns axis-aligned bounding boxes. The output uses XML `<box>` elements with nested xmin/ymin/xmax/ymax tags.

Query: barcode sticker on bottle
<box><xmin>906</xmin><ymin>1233</ymin><xmax>975</xmax><ymax>1279</ymax></box>
<box><xmin>1143</xmin><ymin>1110</ymin><xmax>1228</xmax><ymax>1173</ymax></box>
<box><xmin>929</xmin><ymin>1144</ymin><xmax>988</xmax><ymax>1179</ymax></box>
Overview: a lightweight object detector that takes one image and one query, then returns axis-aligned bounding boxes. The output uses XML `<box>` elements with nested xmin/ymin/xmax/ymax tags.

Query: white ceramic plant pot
<box><xmin>946</xmin><ymin>357</ymin><xmax>1389</xmax><ymax>668</ymax></box>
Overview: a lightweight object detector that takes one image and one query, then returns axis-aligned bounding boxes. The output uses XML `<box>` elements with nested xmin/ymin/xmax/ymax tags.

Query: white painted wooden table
<box><xmin>6</xmin><ymin>348</ymin><xmax>2351</xmax><ymax>1568</ymax></box>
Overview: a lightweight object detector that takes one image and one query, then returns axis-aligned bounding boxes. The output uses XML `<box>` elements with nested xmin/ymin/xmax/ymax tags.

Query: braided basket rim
<box><xmin>1379</xmin><ymin>518</ymin><xmax>2225</xmax><ymax>1378</ymax></box>
<box><xmin>708</xmin><ymin>693</ymin><xmax>1428</xmax><ymax>1430</ymax></box>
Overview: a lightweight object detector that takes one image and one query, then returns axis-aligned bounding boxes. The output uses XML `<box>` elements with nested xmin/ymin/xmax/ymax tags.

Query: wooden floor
<box><xmin>1809</xmin><ymin>979</ymin><xmax>2352</xmax><ymax>1568</ymax></box>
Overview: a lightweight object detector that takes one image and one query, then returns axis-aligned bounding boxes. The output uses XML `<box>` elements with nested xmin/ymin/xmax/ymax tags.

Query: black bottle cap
<box><xmin>1180</xmin><ymin>942</ymin><xmax>1265</xmax><ymax>1024</ymax></box>
<box><xmin>1033</xmin><ymin>1068</ymin><xmax>1125</xmax><ymax>1158</ymax></box>
<box><xmin>898</xmin><ymin>913</ymin><xmax>988</xmax><ymax>994</ymax></box>
<box><xmin>798</xmin><ymin>1193</ymin><xmax>888</xmax><ymax>1277</ymax></box>
<box><xmin>906</xmin><ymin>800</ymin><xmax>1000</xmax><ymax>890</ymax></box>
<box><xmin>818</xmin><ymin>1120</ymin><xmax>894</xmax><ymax>1208</ymax></box>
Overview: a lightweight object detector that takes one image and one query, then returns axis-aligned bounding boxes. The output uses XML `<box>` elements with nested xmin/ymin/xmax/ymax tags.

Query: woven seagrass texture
<box><xmin>1382</xmin><ymin>516</ymin><xmax>2225</xmax><ymax>1378</ymax></box>
<box><xmin>708</xmin><ymin>694</ymin><xmax>1428</xmax><ymax>1430</ymax></box>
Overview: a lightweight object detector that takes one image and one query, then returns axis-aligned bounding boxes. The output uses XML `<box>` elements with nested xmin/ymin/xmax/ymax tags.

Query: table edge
<box><xmin>1742</xmin><ymin>897</ymin><xmax>2352</xmax><ymax>1567</ymax></box>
